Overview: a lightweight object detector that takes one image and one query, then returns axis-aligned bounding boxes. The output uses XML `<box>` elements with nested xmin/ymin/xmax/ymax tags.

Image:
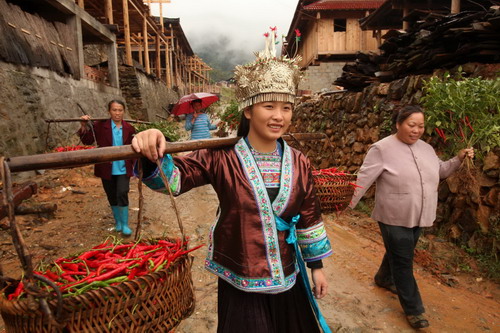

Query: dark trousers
<box><xmin>376</xmin><ymin>222</ymin><xmax>424</xmax><ymax>316</ymax></box>
<box><xmin>101</xmin><ymin>175</ymin><xmax>130</xmax><ymax>207</ymax></box>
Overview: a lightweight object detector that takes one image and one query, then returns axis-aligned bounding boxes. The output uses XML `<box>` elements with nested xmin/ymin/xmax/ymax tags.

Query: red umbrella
<box><xmin>171</xmin><ymin>92</ymin><xmax>219</xmax><ymax>116</ymax></box>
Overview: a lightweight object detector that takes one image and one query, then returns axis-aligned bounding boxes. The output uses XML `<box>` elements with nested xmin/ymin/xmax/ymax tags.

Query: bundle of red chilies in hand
<box><xmin>6</xmin><ymin>238</ymin><xmax>203</xmax><ymax>300</ymax></box>
<box><xmin>53</xmin><ymin>145</ymin><xmax>96</xmax><ymax>152</ymax></box>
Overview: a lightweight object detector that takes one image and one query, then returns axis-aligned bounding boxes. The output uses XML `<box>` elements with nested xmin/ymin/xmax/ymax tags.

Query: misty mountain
<box><xmin>189</xmin><ymin>34</ymin><xmax>255</xmax><ymax>82</ymax></box>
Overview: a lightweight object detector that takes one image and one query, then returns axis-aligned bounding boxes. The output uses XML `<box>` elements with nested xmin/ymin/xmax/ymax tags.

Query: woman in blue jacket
<box><xmin>184</xmin><ymin>99</ymin><xmax>217</xmax><ymax>139</ymax></box>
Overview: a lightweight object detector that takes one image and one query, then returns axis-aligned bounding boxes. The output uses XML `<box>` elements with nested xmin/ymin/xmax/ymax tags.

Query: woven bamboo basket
<box><xmin>312</xmin><ymin>173</ymin><xmax>357</xmax><ymax>214</ymax></box>
<box><xmin>284</xmin><ymin>133</ymin><xmax>357</xmax><ymax>214</ymax></box>
<box><xmin>0</xmin><ymin>254</ymin><xmax>194</xmax><ymax>332</ymax></box>
<box><xmin>0</xmin><ymin>157</ymin><xmax>195</xmax><ymax>332</ymax></box>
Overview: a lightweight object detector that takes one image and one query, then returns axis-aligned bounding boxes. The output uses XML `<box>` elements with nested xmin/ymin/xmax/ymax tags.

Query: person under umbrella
<box><xmin>184</xmin><ymin>98</ymin><xmax>217</xmax><ymax>140</ymax></box>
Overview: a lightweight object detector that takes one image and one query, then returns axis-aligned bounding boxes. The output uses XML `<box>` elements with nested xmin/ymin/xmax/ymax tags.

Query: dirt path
<box><xmin>1</xmin><ymin>167</ymin><xmax>499</xmax><ymax>332</ymax></box>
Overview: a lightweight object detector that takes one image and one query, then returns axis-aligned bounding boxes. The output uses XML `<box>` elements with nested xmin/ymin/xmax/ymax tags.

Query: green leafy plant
<box><xmin>217</xmin><ymin>99</ymin><xmax>241</xmax><ymax>134</ymax></box>
<box><xmin>132</xmin><ymin>121</ymin><xmax>180</xmax><ymax>142</ymax></box>
<box><xmin>421</xmin><ymin>71</ymin><xmax>500</xmax><ymax>159</ymax></box>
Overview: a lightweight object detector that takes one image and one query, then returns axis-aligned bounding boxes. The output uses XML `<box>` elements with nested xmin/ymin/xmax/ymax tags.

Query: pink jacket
<box><xmin>349</xmin><ymin>135</ymin><xmax>461</xmax><ymax>227</ymax></box>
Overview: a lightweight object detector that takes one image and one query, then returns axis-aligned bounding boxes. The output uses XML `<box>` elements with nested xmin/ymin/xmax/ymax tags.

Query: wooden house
<box><xmin>72</xmin><ymin>0</ymin><xmax>214</xmax><ymax>94</ymax></box>
<box><xmin>284</xmin><ymin>0</ymin><xmax>385</xmax><ymax>93</ymax></box>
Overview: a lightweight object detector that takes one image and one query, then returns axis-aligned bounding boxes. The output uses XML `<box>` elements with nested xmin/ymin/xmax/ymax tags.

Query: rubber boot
<box><xmin>111</xmin><ymin>206</ymin><xmax>122</xmax><ymax>232</ymax></box>
<box><xmin>119</xmin><ymin>206</ymin><xmax>132</xmax><ymax>236</ymax></box>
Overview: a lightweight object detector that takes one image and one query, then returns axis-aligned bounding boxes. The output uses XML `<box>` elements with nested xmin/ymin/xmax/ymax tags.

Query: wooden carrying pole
<box><xmin>44</xmin><ymin>118</ymin><xmax>152</xmax><ymax>124</ymax></box>
<box><xmin>7</xmin><ymin>133</ymin><xmax>327</xmax><ymax>173</ymax></box>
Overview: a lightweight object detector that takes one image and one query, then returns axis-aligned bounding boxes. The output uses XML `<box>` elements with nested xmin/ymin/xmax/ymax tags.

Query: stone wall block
<box><xmin>388</xmin><ymin>77</ymin><xmax>410</xmax><ymax>100</ymax></box>
<box><xmin>477</xmin><ymin>204</ymin><xmax>491</xmax><ymax>233</ymax></box>
<box><xmin>483</xmin><ymin>151</ymin><xmax>500</xmax><ymax>178</ymax></box>
<box><xmin>483</xmin><ymin>187</ymin><xmax>499</xmax><ymax>207</ymax></box>
<box><xmin>368</xmin><ymin>127</ymin><xmax>380</xmax><ymax>143</ymax></box>
<box><xmin>377</xmin><ymin>83</ymin><xmax>390</xmax><ymax>95</ymax></box>
<box><xmin>366</xmin><ymin>112</ymin><xmax>379</xmax><ymax>127</ymax></box>
<box><xmin>352</xmin><ymin>142</ymin><xmax>365</xmax><ymax>153</ymax></box>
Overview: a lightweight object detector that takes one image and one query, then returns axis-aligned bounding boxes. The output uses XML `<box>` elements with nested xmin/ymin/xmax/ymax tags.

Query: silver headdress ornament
<box><xmin>234</xmin><ymin>27</ymin><xmax>302</xmax><ymax>111</ymax></box>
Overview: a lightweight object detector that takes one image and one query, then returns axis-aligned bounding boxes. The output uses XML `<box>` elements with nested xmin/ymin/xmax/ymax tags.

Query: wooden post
<box><xmin>402</xmin><ymin>5</ymin><xmax>409</xmax><ymax>31</ymax></box>
<box><xmin>107</xmin><ymin>40</ymin><xmax>120</xmax><ymax>88</ymax></box>
<box><xmin>138</xmin><ymin>33</ymin><xmax>143</xmax><ymax>66</ymax></box>
<box><xmin>188</xmin><ymin>58</ymin><xmax>192</xmax><ymax>93</ymax></box>
<box><xmin>105</xmin><ymin>0</ymin><xmax>113</xmax><ymax>24</ymax></box>
<box><xmin>451</xmin><ymin>0</ymin><xmax>460</xmax><ymax>14</ymax></box>
<box><xmin>165</xmin><ymin>40</ymin><xmax>171</xmax><ymax>87</ymax></box>
<box><xmin>156</xmin><ymin>35</ymin><xmax>161</xmax><ymax>79</ymax></box>
<box><xmin>78</xmin><ymin>0</ymin><xmax>84</xmax><ymax>8</ymax></box>
<box><xmin>375</xmin><ymin>29</ymin><xmax>382</xmax><ymax>48</ymax></box>
<box><xmin>143</xmin><ymin>17</ymin><xmax>150</xmax><ymax>74</ymax></box>
<box><xmin>159</xmin><ymin>3</ymin><xmax>164</xmax><ymax>33</ymax></box>
<box><xmin>123</xmin><ymin>0</ymin><xmax>132</xmax><ymax>66</ymax></box>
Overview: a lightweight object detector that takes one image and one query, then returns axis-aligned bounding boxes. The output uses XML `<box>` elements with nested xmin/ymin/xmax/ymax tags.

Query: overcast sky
<box><xmin>150</xmin><ymin>0</ymin><xmax>298</xmax><ymax>59</ymax></box>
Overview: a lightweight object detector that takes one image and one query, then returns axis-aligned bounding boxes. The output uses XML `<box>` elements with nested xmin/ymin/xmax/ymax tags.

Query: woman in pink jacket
<box><xmin>349</xmin><ymin>105</ymin><xmax>473</xmax><ymax>329</ymax></box>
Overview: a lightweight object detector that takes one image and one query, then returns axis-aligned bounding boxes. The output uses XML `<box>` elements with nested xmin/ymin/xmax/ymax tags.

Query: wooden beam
<box><xmin>165</xmin><ymin>40</ymin><xmax>171</xmax><ymax>87</ymax></box>
<box><xmin>143</xmin><ymin>16</ymin><xmax>150</xmax><ymax>74</ymax></box>
<box><xmin>105</xmin><ymin>0</ymin><xmax>113</xmax><ymax>24</ymax></box>
<box><xmin>156</xmin><ymin>34</ymin><xmax>161</xmax><ymax>79</ymax></box>
<box><xmin>159</xmin><ymin>2</ymin><xmax>164</xmax><ymax>33</ymax></box>
<box><xmin>123</xmin><ymin>0</ymin><xmax>133</xmax><ymax>65</ymax></box>
<box><xmin>451</xmin><ymin>0</ymin><xmax>460</xmax><ymax>14</ymax></box>
<box><xmin>137</xmin><ymin>33</ymin><xmax>143</xmax><ymax>66</ymax></box>
<box><xmin>78</xmin><ymin>0</ymin><xmax>84</xmax><ymax>8</ymax></box>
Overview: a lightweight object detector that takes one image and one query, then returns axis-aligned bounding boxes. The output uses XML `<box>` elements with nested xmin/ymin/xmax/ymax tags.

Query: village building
<box><xmin>284</xmin><ymin>0</ymin><xmax>386</xmax><ymax>94</ymax></box>
<box><xmin>0</xmin><ymin>0</ymin><xmax>213</xmax><ymax>158</ymax></box>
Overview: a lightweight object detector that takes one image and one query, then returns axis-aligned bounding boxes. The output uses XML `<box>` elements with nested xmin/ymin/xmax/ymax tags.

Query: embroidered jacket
<box><xmin>140</xmin><ymin>138</ymin><xmax>332</xmax><ymax>293</ymax></box>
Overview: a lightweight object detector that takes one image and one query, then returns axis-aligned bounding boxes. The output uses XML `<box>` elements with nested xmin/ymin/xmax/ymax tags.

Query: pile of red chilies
<box><xmin>312</xmin><ymin>167</ymin><xmax>344</xmax><ymax>177</ymax></box>
<box><xmin>312</xmin><ymin>167</ymin><xmax>360</xmax><ymax>187</ymax></box>
<box><xmin>7</xmin><ymin>239</ymin><xmax>203</xmax><ymax>300</ymax></box>
<box><xmin>53</xmin><ymin>145</ymin><xmax>96</xmax><ymax>152</ymax></box>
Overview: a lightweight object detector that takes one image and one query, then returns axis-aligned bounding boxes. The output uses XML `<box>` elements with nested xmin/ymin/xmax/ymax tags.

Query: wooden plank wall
<box><xmin>315</xmin><ymin>17</ymin><xmax>381</xmax><ymax>54</ymax></box>
<box><xmin>346</xmin><ymin>19</ymin><xmax>361</xmax><ymax>51</ymax></box>
<box><xmin>0</xmin><ymin>0</ymin><xmax>79</xmax><ymax>78</ymax></box>
<box><xmin>298</xmin><ymin>23</ymin><xmax>318</xmax><ymax>67</ymax></box>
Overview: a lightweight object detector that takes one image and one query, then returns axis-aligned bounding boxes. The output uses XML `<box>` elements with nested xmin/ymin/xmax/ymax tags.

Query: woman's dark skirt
<box><xmin>217</xmin><ymin>277</ymin><xmax>321</xmax><ymax>333</ymax></box>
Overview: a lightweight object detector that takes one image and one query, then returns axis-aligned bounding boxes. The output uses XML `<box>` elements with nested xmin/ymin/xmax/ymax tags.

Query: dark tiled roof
<box><xmin>304</xmin><ymin>0</ymin><xmax>385</xmax><ymax>10</ymax></box>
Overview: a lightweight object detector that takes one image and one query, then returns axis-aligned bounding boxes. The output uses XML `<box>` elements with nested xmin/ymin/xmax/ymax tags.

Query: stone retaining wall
<box><xmin>290</xmin><ymin>62</ymin><xmax>499</xmax><ymax>251</ymax></box>
<box><xmin>0</xmin><ymin>62</ymin><xmax>122</xmax><ymax>159</ymax></box>
<box><xmin>0</xmin><ymin>61</ymin><xmax>180</xmax><ymax>161</ymax></box>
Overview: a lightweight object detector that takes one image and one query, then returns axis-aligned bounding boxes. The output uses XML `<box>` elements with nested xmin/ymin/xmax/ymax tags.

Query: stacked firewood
<box><xmin>336</xmin><ymin>7</ymin><xmax>500</xmax><ymax>91</ymax></box>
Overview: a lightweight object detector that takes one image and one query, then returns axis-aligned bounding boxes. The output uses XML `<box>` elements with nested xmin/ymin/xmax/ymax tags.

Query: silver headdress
<box><xmin>234</xmin><ymin>28</ymin><xmax>302</xmax><ymax>110</ymax></box>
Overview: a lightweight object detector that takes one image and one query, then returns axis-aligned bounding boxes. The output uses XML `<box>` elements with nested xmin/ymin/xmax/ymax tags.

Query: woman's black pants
<box><xmin>101</xmin><ymin>175</ymin><xmax>130</xmax><ymax>207</ymax></box>
<box><xmin>376</xmin><ymin>222</ymin><xmax>424</xmax><ymax>316</ymax></box>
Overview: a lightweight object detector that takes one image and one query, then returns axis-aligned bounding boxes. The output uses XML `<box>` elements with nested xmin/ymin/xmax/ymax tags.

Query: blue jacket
<box><xmin>185</xmin><ymin>113</ymin><xmax>217</xmax><ymax>140</ymax></box>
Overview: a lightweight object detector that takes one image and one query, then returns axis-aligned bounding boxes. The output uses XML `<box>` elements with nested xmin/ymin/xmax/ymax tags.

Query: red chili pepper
<box><xmin>96</xmin><ymin>263</ymin><xmax>123</xmax><ymax>276</ymax></box>
<box><xmin>86</xmin><ymin>265</ymin><xmax>128</xmax><ymax>283</ymax></box>
<box><xmin>8</xmin><ymin>281</ymin><xmax>25</xmax><ymax>300</ymax></box>
<box><xmin>459</xmin><ymin>126</ymin><xmax>465</xmax><ymax>142</ymax></box>
<box><xmin>61</xmin><ymin>263</ymin><xmax>80</xmax><ymax>271</ymax></box>
<box><xmin>42</xmin><ymin>271</ymin><xmax>60</xmax><ymax>281</ymax></box>
<box><xmin>465</xmin><ymin>116</ymin><xmax>474</xmax><ymax>132</ymax></box>
<box><xmin>61</xmin><ymin>274</ymin><xmax>77</xmax><ymax>282</ymax></box>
